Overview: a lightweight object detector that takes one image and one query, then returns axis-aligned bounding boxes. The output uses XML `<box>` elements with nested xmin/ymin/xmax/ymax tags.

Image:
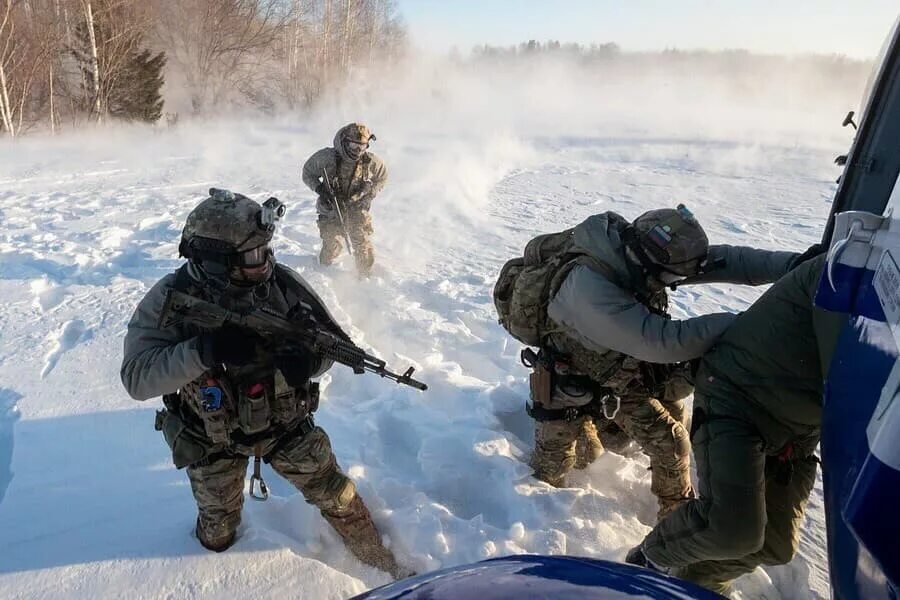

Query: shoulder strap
<box><xmin>174</xmin><ymin>263</ymin><xmax>196</xmax><ymax>293</ymax></box>
<box><xmin>574</xmin><ymin>255</ymin><xmax>623</xmax><ymax>288</ymax></box>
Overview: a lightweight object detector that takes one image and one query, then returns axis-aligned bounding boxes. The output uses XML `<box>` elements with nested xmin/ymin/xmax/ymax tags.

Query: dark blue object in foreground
<box><xmin>352</xmin><ymin>555</ymin><xmax>723</xmax><ymax>599</ymax></box>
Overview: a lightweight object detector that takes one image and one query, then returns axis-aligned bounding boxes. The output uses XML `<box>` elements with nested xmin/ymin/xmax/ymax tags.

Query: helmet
<box><xmin>179</xmin><ymin>188</ymin><xmax>285</xmax><ymax>280</ymax></box>
<box><xmin>629</xmin><ymin>204</ymin><xmax>709</xmax><ymax>281</ymax></box>
<box><xmin>335</xmin><ymin>122</ymin><xmax>376</xmax><ymax>161</ymax></box>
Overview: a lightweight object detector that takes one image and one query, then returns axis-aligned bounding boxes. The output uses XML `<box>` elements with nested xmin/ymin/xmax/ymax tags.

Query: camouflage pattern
<box><xmin>574</xmin><ymin>418</ymin><xmax>604</xmax><ymax>469</ymax></box>
<box><xmin>189</xmin><ymin>424</ymin><xmax>404</xmax><ymax>576</ymax></box>
<box><xmin>317</xmin><ymin>209</ymin><xmax>375</xmax><ymax>276</ymax></box>
<box><xmin>531</xmin><ymin>376</ymin><xmax>693</xmax><ymax>519</ymax></box>
<box><xmin>631</xmin><ymin>205</ymin><xmax>709</xmax><ymax>276</ymax></box>
<box><xmin>122</xmin><ymin>189</ymin><xmax>402</xmax><ymax>572</ymax></box>
<box><xmin>301</xmin><ymin>124</ymin><xmax>387</xmax><ymax>213</ymax></box>
<box><xmin>302</xmin><ymin>125</ymin><xmax>386</xmax><ymax>276</ymax></box>
<box><xmin>189</xmin><ymin>455</ymin><xmax>248</xmax><ymax>551</ymax></box>
<box><xmin>324</xmin><ymin>495</ymin><xmax>408</xmax><ymax>579</ymax></box>
<box><xmin>533</xmin><ymin>326</ymin><xmax>696</xmax><ymax>518</ymax></box>
<box><xmin>339</xmin><ymin>122</ymin><xmax>374</xmax><ymax>144</ymax></box>
<box><xmin>181</xmin><ymin>190</ymin><xmax>273</xmax><ymax>253</ymax></box>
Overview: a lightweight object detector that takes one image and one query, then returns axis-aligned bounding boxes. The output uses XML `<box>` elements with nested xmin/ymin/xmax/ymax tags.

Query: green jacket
<box><xmin>699</xmin><ymin>254</ymin><xmax>847</xmax><ymax>453</ymax></box>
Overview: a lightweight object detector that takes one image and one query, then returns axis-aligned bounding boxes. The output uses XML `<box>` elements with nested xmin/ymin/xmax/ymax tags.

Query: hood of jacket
<box><xmin>571</xmin><ymin>212</ymin><xmax>637</xmax><ymax>284</ymax></box>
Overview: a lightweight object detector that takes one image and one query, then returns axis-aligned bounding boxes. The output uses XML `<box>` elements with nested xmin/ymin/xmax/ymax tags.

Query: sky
<box><xmin>398</xmin><ymin>0</ymin><xmax>898</xmax><ymax>59</ymax></box>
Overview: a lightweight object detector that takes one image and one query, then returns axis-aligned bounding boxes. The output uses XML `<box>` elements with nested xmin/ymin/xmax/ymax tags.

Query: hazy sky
<box><xmin>398</xmin><ymin>1</ymin><xmax>898</xmax><ymax>59</ymax></box>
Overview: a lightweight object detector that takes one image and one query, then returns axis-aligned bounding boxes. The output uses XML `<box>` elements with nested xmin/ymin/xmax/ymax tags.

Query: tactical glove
<box><xmin>315</xmin><ymin>182</ymin><xmax>335</xmax><ymax>204</ymax></box>
<box><xmin>199</xmin><ymin>325</ymin><xmax>259</xmax><ymax>367</ymax></box>
<box><xmin>275</xmin><ymin>346</ymin><xmax>321</xmax><ymax>387</ymax></box>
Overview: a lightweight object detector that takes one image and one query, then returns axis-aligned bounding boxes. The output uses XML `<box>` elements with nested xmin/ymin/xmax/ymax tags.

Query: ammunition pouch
<box><xmin>237</xmin><ymin>380</ymin><xmax>272</xmax><ymax>435</ymax></box>
<box><xmin>524</xmin><ymin>347</ymin><xmax>619</xmax><ymax>422</ymax></box>
<box><xmin>155</xmin><ymin>402</ymin><xmax>214</xmax><ymax>469</ymax></box>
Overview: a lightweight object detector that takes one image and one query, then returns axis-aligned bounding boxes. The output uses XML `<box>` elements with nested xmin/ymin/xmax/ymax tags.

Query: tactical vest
<box><xmin>166</xmin><ymin>264</ymin><xmax>322</xmax><ymax>458</ymax></box>
<box><xmin>334</xmin><ymin>153</ymin><xmax>376</xmax><ymax>205</ymax></box>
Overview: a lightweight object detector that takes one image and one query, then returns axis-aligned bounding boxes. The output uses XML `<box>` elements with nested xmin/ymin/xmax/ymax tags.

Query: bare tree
<box><xmin>0</xmin><ymin>0</ymin><xmax>56</xmax><ymax>137</ymax></box>
<box><xmin>150</xmin><ymin>0</ymin><xmax>295</xmax><ymax>114</ymax></box>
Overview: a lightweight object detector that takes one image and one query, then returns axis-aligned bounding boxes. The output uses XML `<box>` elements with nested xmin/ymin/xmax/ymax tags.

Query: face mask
<box><xmin>229</xmin><ymin>261</ymin><xmax>272</xmax><ymax>285</ymax></box>
<box><xmin>343</xmin><ymin>139</ymin><xmax>368</xmax><ymax>160</ymax></box>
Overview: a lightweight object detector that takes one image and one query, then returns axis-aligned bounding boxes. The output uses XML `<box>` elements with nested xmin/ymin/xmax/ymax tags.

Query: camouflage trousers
<box><xmin>187</xmin><ymin>425</ymin><xmax>356</xmax><ymax>549</ymax></box>
<box><xmin>317</xmin><ymin>209</ymin><xmax>375</xmax><ymax>276</ymax></box>
<box><xmin>530</xmin><ymin>367</ymin><xmax>694</xmax><ymax>520</ymax></box>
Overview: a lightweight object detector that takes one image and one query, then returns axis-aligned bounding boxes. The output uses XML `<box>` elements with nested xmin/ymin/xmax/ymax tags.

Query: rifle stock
<box><xmin>159</xmin><ymin>289</ymin><xmax>427</xmax><ymax>391</ymax></box>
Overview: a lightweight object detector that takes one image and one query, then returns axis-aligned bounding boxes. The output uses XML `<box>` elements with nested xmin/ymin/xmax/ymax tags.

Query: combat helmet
<box><xmin>334</xmin><ymin>122</ymin><xmax>376</xmax><ymax>162</ymax></box>
<box><xmin>626</xmin><ymin>204</ymin><xmax>709</xmax><ymax>283</ymax></box>
<box><xmin>179</xmin><ymin>188</ymin><xmax>285</xmax><ymax>283</ymax></box>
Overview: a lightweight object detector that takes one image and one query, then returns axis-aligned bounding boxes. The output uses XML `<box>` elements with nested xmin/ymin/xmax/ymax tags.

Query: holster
<box><xmin>529</xmin><ymin>362</ymin><xmax>552</xmax><ymax>407</ymax></box>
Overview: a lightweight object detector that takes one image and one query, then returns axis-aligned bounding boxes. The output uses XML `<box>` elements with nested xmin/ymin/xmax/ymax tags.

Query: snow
<box><xmin>0</xmin><ymin>59</ymin><xmax>851</xmax><ymax>599</ymax></box>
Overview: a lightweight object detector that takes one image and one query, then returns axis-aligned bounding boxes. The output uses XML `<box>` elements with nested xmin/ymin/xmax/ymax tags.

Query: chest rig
<box><xmin>168</xmin><ymin>265</ymin><xmax>320</xmax><ymax>450</ymax></box>
<box><xmin>333</xmin><ymin>153</ymin><xmax>375</xmax><ymax>205</ymax></box>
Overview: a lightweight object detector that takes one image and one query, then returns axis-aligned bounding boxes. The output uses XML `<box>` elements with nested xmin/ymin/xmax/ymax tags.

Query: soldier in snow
<box><xmin>495</xmin><ymin>205</ymin><xmax>808</xmax><ymax>520</ymax></box>
<box><xmin>302</xmin><ymin>123</ymin><xmax>387</xmax><ymax>278</ymax></box>
<box><xmin>120</xmin><ymin>189</ymin><xmax>407</xmax><ymax>578</ymax></box>
<box><xmin>626</xmin><ymin>253</ymin><xmax>836</xmax><ymax>596</ymax></box>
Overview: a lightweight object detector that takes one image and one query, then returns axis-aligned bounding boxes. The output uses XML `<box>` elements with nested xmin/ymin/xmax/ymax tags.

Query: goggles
<box><xmin>186</xmin><ymin>236</ymin><xmax>271</xmax><ymax>268</ymax></box>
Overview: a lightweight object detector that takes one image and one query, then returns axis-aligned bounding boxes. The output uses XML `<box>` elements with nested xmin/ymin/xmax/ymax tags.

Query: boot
<box><xmin>574</xmin><ymin>420</ymin><xmax>604</xmax><ymax>470</ymax></box>
<box><xmin>323</xmin><ymin>496</ymin><xmax>411</xmax><ymax>579</ymax></box>
<box><xmin>195</xmin><ymin>516</ymin><xmax>236</xmax><ymax>552</ymax></box>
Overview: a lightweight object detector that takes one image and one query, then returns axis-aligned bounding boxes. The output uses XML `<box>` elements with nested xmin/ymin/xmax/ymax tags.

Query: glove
<box><xmin>275</xmin><ymin>346</ymin><xmax>321</xmax><ymax>387</ymax></box>
<box><xmin>790</xmin><ymin>243</ymin><xmax>827</xmax><ymax>270</ymax></box>
<box><xmin>199</xmin><ymin>325</ymin><xmax>259</xmax><ymax>367</ymax></box>
<box><xmin>624</xmin><ymin>545</ymin><xmax>669</xmax><ymax>574</ymax></box>
<box><xmin>315</xmin><ymin>182</ymin><xmax>335</xmax><ymax>203</ymax></box>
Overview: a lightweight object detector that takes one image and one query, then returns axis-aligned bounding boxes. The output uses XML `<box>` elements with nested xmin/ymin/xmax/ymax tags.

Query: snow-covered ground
<box><xmin>0</xmin><ymin>60</ymin><xmax>855</xmax><ymax>599</ymax></box>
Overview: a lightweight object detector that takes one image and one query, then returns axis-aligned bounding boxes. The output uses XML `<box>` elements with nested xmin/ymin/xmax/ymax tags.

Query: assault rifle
<box><xmin>158</xmin><ymin>289</ymin><xmax>428</xmax><ymax>391</ymax></box>
<box><xmin>322</xmin><ymin>167</ymin><xmax>354</xmax><ymax>257</ymax></box>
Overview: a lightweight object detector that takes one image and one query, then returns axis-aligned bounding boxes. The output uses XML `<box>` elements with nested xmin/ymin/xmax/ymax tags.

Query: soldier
<box><xmin>120</xmin><ymin>189</ymin><xmax>406</xmax><ymax>578</ymax></box>
<box><xmin>626</xmin><ymin>253</ymin><xmax>839</xmax><ymax>596</ymax></box>
<box><xmin>496</xmin><ymin>205</ymin><xmax>805</xmax><ymax>519</ymax></box>
<box><xmin>302</xmin><ymin>123</ymin><xmax>387</xmax><ymax>277</ymax></box>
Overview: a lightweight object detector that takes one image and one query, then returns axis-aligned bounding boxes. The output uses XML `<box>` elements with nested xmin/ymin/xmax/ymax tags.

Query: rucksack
<box><xmin>493</xmin><ymin>229</ymin><xmax>618</xmax><ymax>347</ymax></box>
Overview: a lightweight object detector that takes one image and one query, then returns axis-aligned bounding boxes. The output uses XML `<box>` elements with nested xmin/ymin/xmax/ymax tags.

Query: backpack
<box><xmin>493</xmin><ymin>229</ymin><xmax>618</xmax><ymax>347</ymax></box>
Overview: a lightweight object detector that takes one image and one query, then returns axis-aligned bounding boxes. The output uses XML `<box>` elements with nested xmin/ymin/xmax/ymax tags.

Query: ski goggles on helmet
<box><xmin>342</xmin><ymin>139</ymin><xmax>368</xmax><ymax>159</ymax></box>
<box><xmin>184</xmin><ymin>236</ymin><xmax>272</xmax><ymax>268</ymax></box>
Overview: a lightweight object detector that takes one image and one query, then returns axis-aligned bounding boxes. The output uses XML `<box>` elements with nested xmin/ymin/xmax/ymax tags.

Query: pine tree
<box><xmin>69</xmin><ymin>1</ymin><xmax>166</xmax><ymax>123</ymax></box>
<box><xmin>108</xmin><ymin>49</ymin><xmax>166</xmax><ymax>123</ymax></box>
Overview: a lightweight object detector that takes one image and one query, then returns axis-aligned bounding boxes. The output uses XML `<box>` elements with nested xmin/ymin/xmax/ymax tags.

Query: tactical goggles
<box><xmin>186</xmin><ymin>236</ymin><xmax>271</xmax><ymax>268</ymax></box>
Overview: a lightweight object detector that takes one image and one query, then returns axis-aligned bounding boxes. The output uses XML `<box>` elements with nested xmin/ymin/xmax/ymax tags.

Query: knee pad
<box><xmin>331</xmin><ymin>476</ymin><xmax>357</xmax><ymax>512</ymax></box>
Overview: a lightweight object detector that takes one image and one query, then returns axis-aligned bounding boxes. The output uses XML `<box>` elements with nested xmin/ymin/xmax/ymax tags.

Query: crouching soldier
<box><xmin>120</xmin><ymin>189</ymin><xmax>406</xmax><ymax>578</ymax></box>
<box><xmin>302</xmin><ymin>123</ymin><xmax>387</xmax><ymax>277</ymax></box>
<box><xmin>495</xmin><ymin>205</ymin><xmax>804</xmax><ymax>519</ymax></box>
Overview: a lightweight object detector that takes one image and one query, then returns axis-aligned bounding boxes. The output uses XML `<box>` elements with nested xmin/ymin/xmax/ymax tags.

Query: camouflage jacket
<box><xmin>301</xmin><ymin>130</ymin><xmax>387</xmax><ymax>216</ymax></box>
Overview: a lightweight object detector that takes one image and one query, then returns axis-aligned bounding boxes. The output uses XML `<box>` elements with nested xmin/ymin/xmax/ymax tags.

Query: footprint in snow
<box><xmin>40</xmin><ymin>319</ymin><xmax>90</xmax><ymax>379</ymax></box>
<box><xmin>30</xmin><ymin>279</ymin><xmax>71</xmax><ymax>312</ymax></box>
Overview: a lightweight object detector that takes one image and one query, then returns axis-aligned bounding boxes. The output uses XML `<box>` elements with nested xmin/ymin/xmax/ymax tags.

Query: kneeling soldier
<box><xmin>121</xmin><ymin>188</ymin><xmax>405</xmax><ymax>578</ymax></box>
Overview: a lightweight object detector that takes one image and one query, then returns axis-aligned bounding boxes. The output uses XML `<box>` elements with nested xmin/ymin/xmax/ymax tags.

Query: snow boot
<box><xmin>323</xmin><ymin>495</ymin><xmax>411</xmax><ymax>579</ymax></box>
<box><xmin>195</xmin><ymin>516</ymin><xmax>236</xmax><ymax>552</ymax></box>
